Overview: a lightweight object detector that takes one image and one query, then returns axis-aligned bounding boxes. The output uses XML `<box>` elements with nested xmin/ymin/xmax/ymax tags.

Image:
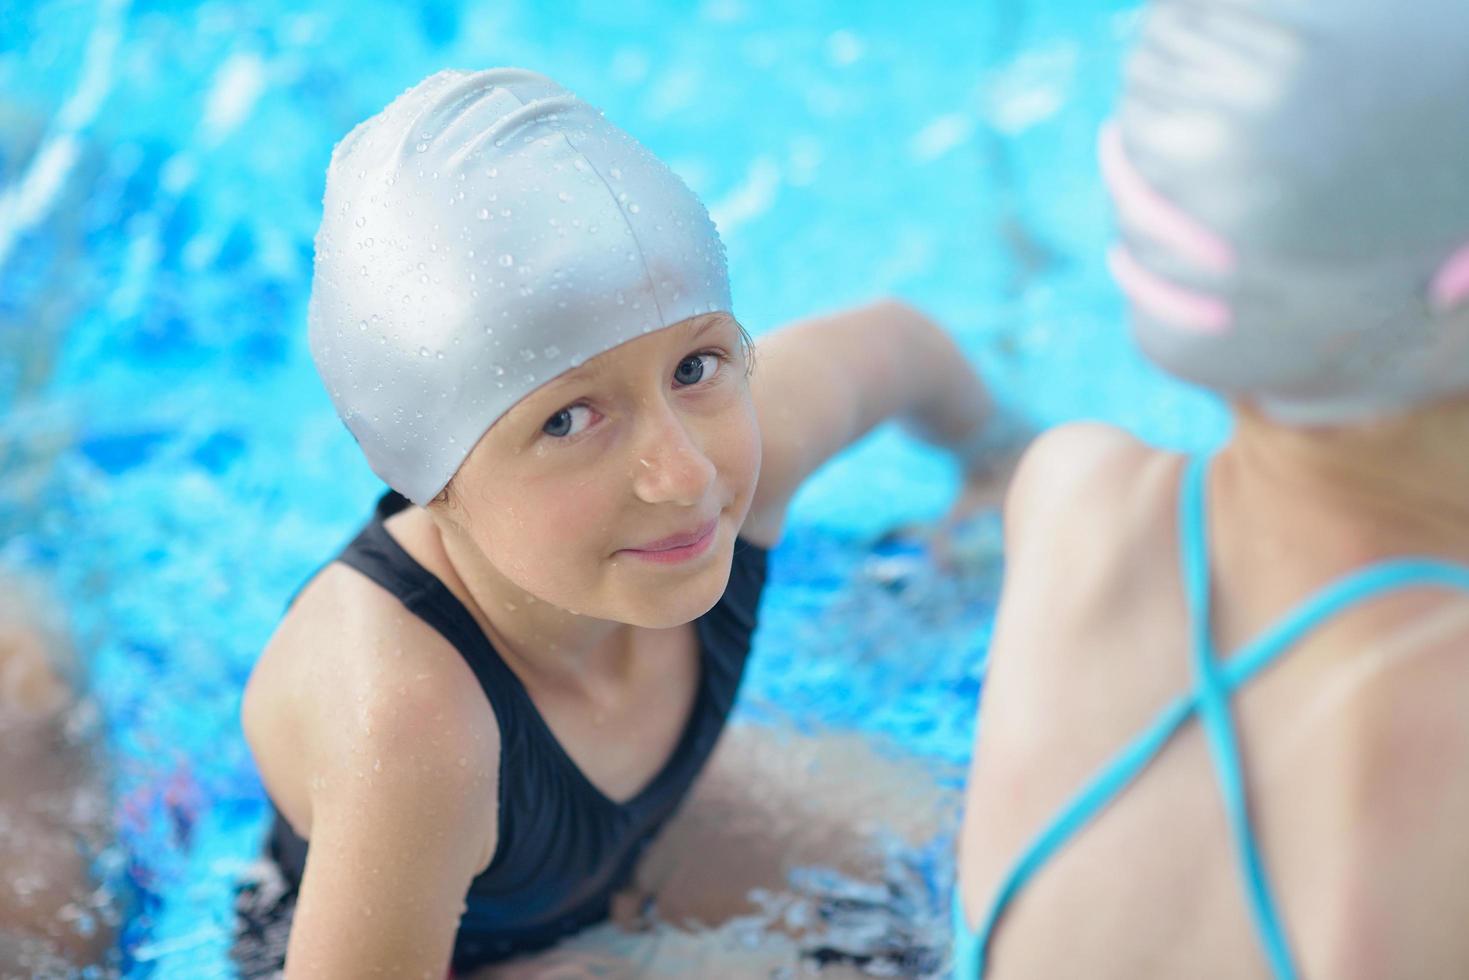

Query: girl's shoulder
<box><xmin>242</xmin><ymin>539</ymin><xmax>500</xmax><ymax>839</ymax></box>
<box><xmin>978</xmin><ymin>422</ymin><xmax>1195</xmax><ymax>731</ymax></box>
<box><xmin>1002</xmin><ymin>421</ymin><xmax>1180</xmax><ymax>557</ymax></box>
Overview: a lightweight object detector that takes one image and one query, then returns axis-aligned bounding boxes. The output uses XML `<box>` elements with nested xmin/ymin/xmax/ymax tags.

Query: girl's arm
<box><xmin>273</xmin><ymin>646</ymin><xmax>502</xmax><ymax>975</ymax></box>
<box><xmin>742</xmin><ymin>298</ymin><xmax>1012</xmax><ymax>546</ymax></box>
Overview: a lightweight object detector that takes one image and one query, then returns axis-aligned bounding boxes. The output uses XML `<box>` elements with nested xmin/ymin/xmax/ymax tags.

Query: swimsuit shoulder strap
<box><xmin>1178</xmin><ymin>454</ymin><xmax>1469</xmax><ymax>980</ymax></box>
<box><xmin>336</xmin><ymin>491</ymin><xmax>533</xmax><ymax>733</ymax></box>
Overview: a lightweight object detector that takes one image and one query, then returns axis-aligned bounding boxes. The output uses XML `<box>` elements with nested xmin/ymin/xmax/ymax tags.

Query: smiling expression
<box><xmin>432</xmin><ymin>313</ymin><xmax>762</xmax><ymax>629</ymax></box>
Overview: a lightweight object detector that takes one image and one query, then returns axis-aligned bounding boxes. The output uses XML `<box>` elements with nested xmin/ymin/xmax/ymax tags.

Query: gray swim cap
<box><xmin>1105</xmin><ymin>0</ymin><xmax>1469</xmax><ymax>425</ymax></box>
<box><xmin>308</xmin><ymin>69</ymin><xmax>731</xmax><ymax>504</ymax></box>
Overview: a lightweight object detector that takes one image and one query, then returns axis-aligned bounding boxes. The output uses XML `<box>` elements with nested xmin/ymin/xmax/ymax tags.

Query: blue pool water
<box><xmin>1</xmin><ymin>0</ymin><xmax>1231</xmax><ymax>975</ymax></box>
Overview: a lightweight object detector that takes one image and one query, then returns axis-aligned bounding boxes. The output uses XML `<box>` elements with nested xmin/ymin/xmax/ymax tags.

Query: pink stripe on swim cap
<box><xmin>1108</xmin><ymin>245</ymin><xmax>1233</xmax><ymax>336</ymax></box>
<box><xmin>1430</xmin><ymin>241</ymin><xmax>1469</xmax><ymax>311</ymax></box>
<box><xmin>1099</xmin><ymin>121</ymin><xmax>1238</xmax><ymax>277</ymax></box>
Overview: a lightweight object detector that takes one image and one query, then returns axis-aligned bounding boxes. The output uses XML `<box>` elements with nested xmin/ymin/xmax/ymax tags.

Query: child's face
<box><xmin>441</xmin><ymin>313</ymin><xmax>761</xmax><ymax>629</ymax></box>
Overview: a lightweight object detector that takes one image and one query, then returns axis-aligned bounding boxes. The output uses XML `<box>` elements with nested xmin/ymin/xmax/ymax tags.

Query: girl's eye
<box><xmin>543</xmin><ymin>405</ymin><xmax>595</xmax><ymax>438</ymax></box>
<box><xmin>674</xmin><ymin>353</ymin><xmax>721</xmax><ymax>387</ymax></box>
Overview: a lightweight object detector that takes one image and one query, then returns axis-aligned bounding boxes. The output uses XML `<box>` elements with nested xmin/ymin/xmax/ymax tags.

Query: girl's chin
<box><xmin>618</xmin><ymin>566</ymin><xmax>730</xmax><ymax>629</ymax></box>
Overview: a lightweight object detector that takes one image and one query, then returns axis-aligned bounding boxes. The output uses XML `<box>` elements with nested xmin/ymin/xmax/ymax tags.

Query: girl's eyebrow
<box><xmin>540</xmin><ymin>357</ymin><xmax>608</xmax><ymax>393</ymax></box>
<box><xmin>538</xmin><ymin>314</ymin><xmax>731</xmax><ymax>395</ymax></box>
<box><xmin>688</xmin><ymin>312</ymin><xmax>732</xmax><ymax>338</ymax></box>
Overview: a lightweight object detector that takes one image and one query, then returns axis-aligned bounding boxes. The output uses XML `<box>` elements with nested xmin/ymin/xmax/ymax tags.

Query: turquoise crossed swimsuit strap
<box><xmin>955</xmin><ymin>453</ymin><xmax>1469</xmax><ymax>978</ymax></box>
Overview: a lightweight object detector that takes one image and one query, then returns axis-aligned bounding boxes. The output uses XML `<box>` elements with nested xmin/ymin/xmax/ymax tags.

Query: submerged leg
<box><xmin>0</xmin><ymin>581</ymin><xmax>115</xmax><ymax>973</ymax></box>
<box><xmin>467</xmin><ymin>722</ymin><xmax>955</xmax><ymax>979</ymax></box>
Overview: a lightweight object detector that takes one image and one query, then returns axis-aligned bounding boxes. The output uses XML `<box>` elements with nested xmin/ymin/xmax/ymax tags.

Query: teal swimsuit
<box><xmin>954</xmin><ymin>454</ymin><xmax>1469</xmax><ymax>978</ymax></box>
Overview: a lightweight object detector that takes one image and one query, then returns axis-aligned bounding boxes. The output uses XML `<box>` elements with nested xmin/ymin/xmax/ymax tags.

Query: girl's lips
<box><xmin>621</xmin><ymin>519</ymin><xmax>719</xmax><ymax>564</ymax></box>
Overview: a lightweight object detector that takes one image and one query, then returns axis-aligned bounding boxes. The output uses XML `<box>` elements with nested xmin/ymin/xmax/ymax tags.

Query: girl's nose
<box><xmin>630</xmin><ymin>412</ymin><xmax>716</xmax><ymax>508</ymax></box>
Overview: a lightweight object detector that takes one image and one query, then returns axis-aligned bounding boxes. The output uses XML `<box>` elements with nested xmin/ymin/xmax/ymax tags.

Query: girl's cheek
<box><xmin>717</xmin><ymin>405</ymin><xmax>763</xmax><ymax>498</ymax></box>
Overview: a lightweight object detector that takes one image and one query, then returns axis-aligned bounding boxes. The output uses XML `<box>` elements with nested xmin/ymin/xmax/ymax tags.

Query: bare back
<box><xmin>959</xmin><ymin>423</ymin><xmax>1469</xmax><ymax>979</ymax></box>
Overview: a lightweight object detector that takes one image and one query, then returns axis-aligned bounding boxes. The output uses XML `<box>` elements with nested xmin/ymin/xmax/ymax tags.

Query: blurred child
<box><xmin>953</xmin><ymin>2</ymin><xmax>1469</xmax><ymax>976</ymax></box>
<box><xmin>0</xmin><ymin>576</ymin><xmax>115</xmax><ymax>974</ymax></box>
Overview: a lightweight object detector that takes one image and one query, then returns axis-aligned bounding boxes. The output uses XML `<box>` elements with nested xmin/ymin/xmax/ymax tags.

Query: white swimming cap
<box><xmin>1105</xmin><ymin>0</ymin><xmax>1469</xmax><ymax>425</ymax></box>
<box><xmin>308</xmin><ymin>68</ymin><xmax>731</xmax><ymax>504</ymax></box>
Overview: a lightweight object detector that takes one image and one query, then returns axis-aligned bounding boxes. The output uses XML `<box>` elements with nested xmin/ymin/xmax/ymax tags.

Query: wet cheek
<box><xmin>531</xmin><ymin>488</ymin><xmax>616</xmax><ymax>554</ymax></box>
<box><xmin>715</xmin><ymin>412</ymin><xmax>762</xmax><ymax>502</ymax></box>
<box><xmin>481</xmin><ymin>499</ymin><xmax>606</xmax><ymax>595</ymax></box>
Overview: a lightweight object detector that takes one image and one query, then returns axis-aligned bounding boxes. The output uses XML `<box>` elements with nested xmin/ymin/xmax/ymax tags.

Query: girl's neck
<box><xmin>1215</xmin><ymin>396</ymin><xmax>1469</xmax><ymax>565</ymax></box>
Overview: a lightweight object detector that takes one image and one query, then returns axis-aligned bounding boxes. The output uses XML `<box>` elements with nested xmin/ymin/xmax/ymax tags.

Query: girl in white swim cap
<box><xmin>953</xmin><ymin>2</ymin><xmax>1469</xmax><ymax>977</ymax></box>
<box><xmin>238</xmin><ymin>68</ymin><xmax>1015</xmax><ymax>978</ymax></box>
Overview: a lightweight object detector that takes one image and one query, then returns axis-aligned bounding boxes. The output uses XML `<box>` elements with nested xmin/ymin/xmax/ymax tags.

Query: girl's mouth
<box><xmin>620</xmin><ymin>518</ymin><xmax>719</xmax><ymax>564</ymax></box>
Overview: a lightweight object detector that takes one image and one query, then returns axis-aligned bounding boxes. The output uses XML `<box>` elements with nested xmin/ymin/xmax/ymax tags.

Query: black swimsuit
<box><xmin>235</xmin><ymin>490</ymin><xmax>769</xmax><ymax>974</ymax></box>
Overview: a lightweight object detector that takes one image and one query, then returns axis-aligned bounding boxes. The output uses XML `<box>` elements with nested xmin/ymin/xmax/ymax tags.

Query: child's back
<box><xmin>960</xmin><ymin>415</ymin><xmax>1469</xmax><ymax>978</ymax></box>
